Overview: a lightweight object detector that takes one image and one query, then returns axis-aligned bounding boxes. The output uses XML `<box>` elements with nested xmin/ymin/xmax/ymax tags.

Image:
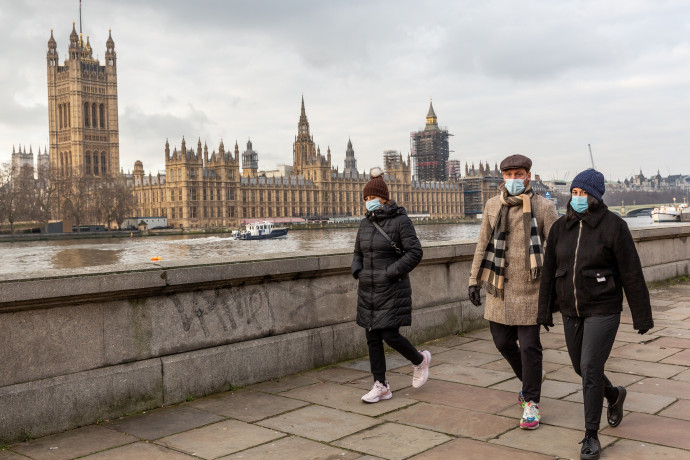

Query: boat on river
<box><xmin>235</xmin><ymin>221</ymin><xmax>289</xmax><ymax>240</ymax></box>
<box><xmin>651</xmin><ymin>203</ymin><xmax>688</xmax><ymax>222</ymax></box>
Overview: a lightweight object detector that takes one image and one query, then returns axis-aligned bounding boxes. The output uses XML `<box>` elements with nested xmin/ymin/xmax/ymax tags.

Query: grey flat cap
<box><xmin>500</xmin><ymin>154</ymin><xmax>532</xmax><ymax>172</ymax></box>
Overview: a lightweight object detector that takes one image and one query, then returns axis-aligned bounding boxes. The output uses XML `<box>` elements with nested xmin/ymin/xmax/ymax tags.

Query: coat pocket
<box><xmin>581</xmin><ymin>268</ymin><xmax>616</xmax><ymax>301</ymax></box>
<box><xmin>554</xmin><ymin>267</ymin><xmax>568</xmax><ymax>302</ymax></box>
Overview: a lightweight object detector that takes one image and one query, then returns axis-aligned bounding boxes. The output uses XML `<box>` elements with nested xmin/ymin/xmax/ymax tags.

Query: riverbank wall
<box><xmin>1</xmin><ymin>224</ymin><xmax>689</xmax><ymax>442</ymax></box>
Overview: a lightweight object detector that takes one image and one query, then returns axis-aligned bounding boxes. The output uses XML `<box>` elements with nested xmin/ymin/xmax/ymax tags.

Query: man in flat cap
<box><xmin>468</xmin><ymin>154</ymin><xmax>558</xmax><ymax>430</ymax></box>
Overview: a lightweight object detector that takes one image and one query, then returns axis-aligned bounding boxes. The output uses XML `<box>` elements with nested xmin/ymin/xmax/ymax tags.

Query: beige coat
<box><xmin>469</xmin><ymin>194</ymin><xmax>559</xmax><ymax>325</ymax></box>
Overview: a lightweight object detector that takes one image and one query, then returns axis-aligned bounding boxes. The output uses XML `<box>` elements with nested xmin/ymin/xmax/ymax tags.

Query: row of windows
<box><xmin>84</xmin><ymin>151</ymin><xmax>108</xmax><ymax>176</ymax></box>
<box><xmin>84</xmin><ymin>102</ymin><xmax>106</xmax><ymax>129</ymax></box>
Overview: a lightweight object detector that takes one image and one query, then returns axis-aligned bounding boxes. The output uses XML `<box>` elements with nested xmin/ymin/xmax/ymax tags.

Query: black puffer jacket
<box><xmin>351</xmin><ymin>201</ymin><xmax>423</xmax><ymax>330</ymax></box>
<box><xmin>537</xmin><ymin>203</ymin><xmax>654</xmax><ymax>331</ymax></box>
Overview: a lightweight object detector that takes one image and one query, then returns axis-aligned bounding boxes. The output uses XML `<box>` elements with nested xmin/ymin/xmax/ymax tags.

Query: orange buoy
<box><xmin>150</xmin><ymin>256</ymin><xmax>162</xmax><ymax>261</ymax></box>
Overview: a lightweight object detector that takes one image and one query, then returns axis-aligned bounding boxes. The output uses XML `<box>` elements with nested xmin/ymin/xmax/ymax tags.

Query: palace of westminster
<box><xmin>18</xmin><ymin>25</ymin><xmax>511</xmax><ymax>229</ymax></box>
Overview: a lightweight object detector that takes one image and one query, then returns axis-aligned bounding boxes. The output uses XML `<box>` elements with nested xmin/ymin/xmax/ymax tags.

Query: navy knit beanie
<box><xmin>571</xmin><ymin>169</ymin><xmax>605</xmax><ymax>201</ymax></box>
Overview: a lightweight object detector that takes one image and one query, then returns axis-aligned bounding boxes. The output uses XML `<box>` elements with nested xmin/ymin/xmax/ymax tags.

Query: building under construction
<box><xmin>411</xmin><ymin>100</ymin><xmax>452</xmax><ymax>182</ymax></box>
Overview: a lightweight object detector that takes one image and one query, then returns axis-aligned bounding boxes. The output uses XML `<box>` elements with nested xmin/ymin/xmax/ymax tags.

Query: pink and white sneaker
<box><xmin>412</xmin><ymin>350</ymin><xmax>432</xmax><ymax>388</ymax></box>
<box><xmin>361</xmin><ymin>381</ymin><xmax>392</xmax><ymax>403</ymax></box>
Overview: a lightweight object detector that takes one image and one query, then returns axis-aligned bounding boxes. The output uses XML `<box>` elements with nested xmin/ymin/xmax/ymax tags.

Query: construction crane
<box><xmin>588</xmin><ymin>144</ymin><xmax>596</xmax><ymax>169</ymax></box>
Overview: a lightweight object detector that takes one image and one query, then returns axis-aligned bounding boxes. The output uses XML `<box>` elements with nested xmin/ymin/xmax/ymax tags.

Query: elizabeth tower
<box><xmin>47</xmin><ymin>23</ymin><xmax>119</xmax><ymax>178</ymax></box>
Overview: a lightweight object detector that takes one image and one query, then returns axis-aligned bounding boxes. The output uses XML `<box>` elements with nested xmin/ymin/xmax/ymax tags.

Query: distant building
<box><xmin>446</xmin><ymin>160</ymin><xmax>461</xmax><ymax>181</ymax></box>
<box><xmin>46</xmin><ymin>24</ymin><xmax>119</xmax><ymax>179</ymax></box>
<box><xmin>128</xmin><ymin>98</ymin><xmax>504</xmax><ymax>229</ymax></box>
<box><xmin>411</xmin><ymin>100</ymin><xmax>451</xmax><ymax>182</ymax></box>
<box><xmin>10</xmin><ymin>145</ymin><xmax>50</xmax><ymax>181</ymax></box>
<box><xmin>262</xmin><ymin>164</ymin><xmax>293</xmax><ymax>178</ymax></box>
<box><xmin>121</xmin><ymin>217</ymin><xmax>168</xmax><ymax>230</ymax></box>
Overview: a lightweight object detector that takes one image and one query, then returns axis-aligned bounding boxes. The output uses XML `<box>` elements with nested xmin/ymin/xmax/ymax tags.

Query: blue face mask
<box><xmin>505</xmin><ymin>179</ymin><xmax>525</xmax><ymax>196</ymax></box>
<box><xmin>571</xmin><ymin>195</ymin><xmax>588</xmax><ymax>213</ymax></box>
<box><xmin>366</xmin><ymin>199</ymin><xmax>382</xmax><ymax>212</ymax></box>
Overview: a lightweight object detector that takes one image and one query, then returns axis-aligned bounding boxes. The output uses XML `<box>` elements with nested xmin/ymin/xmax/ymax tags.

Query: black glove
<box><xmin>542</xmin><ymin>324</ymin><xmax>550</xmax><ymax>332</ymax></box>
<box><xmin>468</xmin><ymin>285</ymin><xmax>481</xmax><ymax>307</ymax></box>
<box><xmin>638</xmin><ymin>328</ymin><xmax>649</xmax><ymax>335</ymax></box>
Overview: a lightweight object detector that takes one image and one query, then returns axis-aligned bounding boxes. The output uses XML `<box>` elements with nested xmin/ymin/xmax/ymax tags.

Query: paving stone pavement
<box><xmin>4</xmin><ymin>283</ymin><xmax>690</xmax><ymax>459</ymax></box>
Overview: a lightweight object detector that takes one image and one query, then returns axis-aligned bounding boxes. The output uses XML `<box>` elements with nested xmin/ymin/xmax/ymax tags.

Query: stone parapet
<box><xmin>0</xmin><ymin>225</ymin><xmax>688</xmax><ymax>442</ymax></box>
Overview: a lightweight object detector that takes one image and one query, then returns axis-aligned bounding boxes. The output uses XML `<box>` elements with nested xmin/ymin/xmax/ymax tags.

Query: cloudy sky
<box><xmin>1</xmin><ymin>0</ymin><xmax>689</xmax><ymax>182</ymax></box>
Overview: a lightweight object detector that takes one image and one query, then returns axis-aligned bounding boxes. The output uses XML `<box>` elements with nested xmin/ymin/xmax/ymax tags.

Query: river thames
<box><xmin>1</xmin><ymin>217</ymin><xmax>657</xmax><ymax>276</ymax></box>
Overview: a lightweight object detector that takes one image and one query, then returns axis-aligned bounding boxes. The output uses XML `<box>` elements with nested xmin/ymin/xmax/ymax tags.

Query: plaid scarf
<box><xmin>479</xmin><ymin>183</ymin><xmax>544</xmax><ymax>299</ymax></box>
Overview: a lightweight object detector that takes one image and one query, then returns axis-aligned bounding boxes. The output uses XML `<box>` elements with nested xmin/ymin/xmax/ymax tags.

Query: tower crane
<box><xmin>588</xmin><ymin>144</ymin><xmax>596</xmax><ymax>169</ymax></box>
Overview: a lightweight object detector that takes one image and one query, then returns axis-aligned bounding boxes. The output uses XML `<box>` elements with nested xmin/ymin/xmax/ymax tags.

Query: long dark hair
<box><xmin>566</xmin><ymin>195</ymin><xmax>604</xmax><ymax>221</ymax></box>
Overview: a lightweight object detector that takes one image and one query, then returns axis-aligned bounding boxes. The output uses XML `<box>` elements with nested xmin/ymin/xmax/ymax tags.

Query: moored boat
<box><xmin>651</xmin><ymin>204</ymin><xmax>687</xmax><ymax>222</ymax></box>
<box><xmin>235</xmin><ymin>221</ymin><xmax>289</xmax><ymax>240</ymax></box>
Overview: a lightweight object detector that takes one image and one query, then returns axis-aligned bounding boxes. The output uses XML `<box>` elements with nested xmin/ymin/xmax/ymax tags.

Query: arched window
<box><xmin>99</xmin><ymin>104</ymin><xmax>105</xmax><ymax>128</ymax></box>
<box><xmin>58</xmin><ymin>104</ymin><xmax>63</xmax><ymax>130</ymax></box>
<box><xmin>85</xmin><ymin>151</ymin><xmax>91</xmax><ymax>174</ymax></box>
<box><xmin>84</xmin><ymin>102</ymin><xmax>90</xmax><ymax>127</ymax></box>
<box><xmin>93</xmin><ymin>153</ymin><xmax>99</xmax><ymax>175</ymax></box>
<box><xmin>92</xmin><ymin>103</ymin><xmax>97</xmax><ymax>129</ymax></box>
<box><xmin>101</xmin><ymin>152</ymin><xmax>107</xmax><ymax>175</ymax></box>
<box><xmin>67</xmin><ymin>102</ymin><xmax>71</xmax><ymax>127</ymax></box>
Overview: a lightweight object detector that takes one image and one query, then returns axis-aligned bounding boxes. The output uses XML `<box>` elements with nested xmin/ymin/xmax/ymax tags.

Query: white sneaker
<box><xmin>361</xmin><ymin>381</ymin><xmax>392</xmax><ymax>403</ymax></box>
<box><xmin>412</xmin><ymin>350</ymin><xmax>432</xmax><ymax>388</ymax></box>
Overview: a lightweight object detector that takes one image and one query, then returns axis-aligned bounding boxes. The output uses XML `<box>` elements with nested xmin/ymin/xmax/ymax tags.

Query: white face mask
<box><xmin>366</xmin><ymin>199</ymin><xmax>382</xmax><ymax>212</ymax></box>
<box><xmin>505</xmin><ymin>179</ymin><xmax>525</xmax><ymax>196</ymax></box>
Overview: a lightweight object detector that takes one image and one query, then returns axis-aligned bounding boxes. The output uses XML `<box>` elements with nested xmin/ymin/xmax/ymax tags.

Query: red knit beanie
<box><xmin>362</xmin><ymin>167</ymin><xmax>389</xmax><ymax>201</ymax></box>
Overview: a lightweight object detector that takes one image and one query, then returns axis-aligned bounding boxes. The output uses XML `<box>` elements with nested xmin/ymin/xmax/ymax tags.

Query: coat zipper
<box><xmin>369</xmin><ymin>219</ymin><xmax>376</xmax><ymax>330</ymax></box>
<box><xmin>573</xmin><ymin>220</ymin><xmax>583</xmax><ymax>317</ymax></box>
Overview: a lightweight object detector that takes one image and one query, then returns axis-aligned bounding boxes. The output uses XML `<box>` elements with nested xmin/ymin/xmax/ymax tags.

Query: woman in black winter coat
<box><xmin>538</xmin><ymin>169</ymin><xmax>654</xmax><ymax>460</ymax></box>
<box><xmin>352</xmin><ymin>168</ymin><xmax>428</xmax><ymax>403</ymax></box>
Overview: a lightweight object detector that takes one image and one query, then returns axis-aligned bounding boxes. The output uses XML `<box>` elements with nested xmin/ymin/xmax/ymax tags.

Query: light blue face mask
<box><xmin>366</xmin><ymin>199</ymin><xmax>382</xmax><ymax>212</ymax></box>
<box><xmin>571</xmin><ymin>195</ymin><xmax>588</xmax><ymax>213</ymax></box>
<box><xmin>505</xmin><ymin>179</ymin><xmax>525</xmax><ymax>196</ymax></box>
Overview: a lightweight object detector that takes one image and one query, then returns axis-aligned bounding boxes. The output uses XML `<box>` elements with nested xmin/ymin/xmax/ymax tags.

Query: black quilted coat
<box><xmin>351</xmin><ymin>201</ymin><xmax>423</xmax><ymax>330</ymax></box>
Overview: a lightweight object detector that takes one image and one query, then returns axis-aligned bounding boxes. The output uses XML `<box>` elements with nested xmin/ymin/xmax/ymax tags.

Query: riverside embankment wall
<box><xmin>1</xmin><ymin>224</ymin><xmax>689</xmax><ymax>441</ymax></box>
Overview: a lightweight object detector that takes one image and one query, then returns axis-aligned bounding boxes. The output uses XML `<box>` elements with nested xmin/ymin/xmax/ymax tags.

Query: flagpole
<box><xmin>79</xmin><ymin>0</ymin><xmax>82</xmax><ymax>35</ymax></box>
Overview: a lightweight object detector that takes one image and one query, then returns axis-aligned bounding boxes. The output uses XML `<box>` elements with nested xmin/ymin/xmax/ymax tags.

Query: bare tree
<box><xmin>0</xmin><ymin>162</ymin><xmax>22</xmax><ymax>234</ymax></box>
<box><xmin>33</xmin><ymin>169</ymin><xmax>57</xmax><ymax>232</ymax></box>
<box><xmin>111</xmin><ymin>174</ymin><xmax>134</xmax><ymax>230</ymax></box>
<box><xmin>60</xmin><ymin>174</ymin><xmax>93</xmax><ymax>232</ymax></box>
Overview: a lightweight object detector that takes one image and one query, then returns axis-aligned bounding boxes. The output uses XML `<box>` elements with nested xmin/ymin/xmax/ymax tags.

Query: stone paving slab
<box><xmin>382</xmin><ymin>401</ymin><xmax>516</xmax><ymax>440</ymax></box>
<box><xmin>333</xmin><ymin>422</ymin><xmax>451</xmax><ymax>460</ymax></box>
<box><xmin>249</xmin><ymin>373</ymin><xmax>320</xmax><ymax>394</ymax></box>
<box><xmin>280</xmin><ymin>381</ymin><xmax>418</xmax><ymax>417</ymax></box>
<box><xmin>601</xmin><ymin>439</ymin><xmax>690</xmax><ymax>460</ymax></box>
<box><xmin>341</xmin><ymin>353</ymin><xmax>412</xmax><ymax>372</ymax></box>
<box><xmin>605</xmin><ymin>356</ymin><xmax>686</xmax><ymax>378</ymax></box>
<box><xmin>258</xmin><ymin>405</ymin><xmax>380</xmax><ymax>442</ymax></box>
<box><xmin>407</xmin><ymin>379</ymin><xmax>515</xmax><ymax>413</ymax></box>
<box><xmin>0</xmin><ymin>452</ymin><xmax>28</xmax><ymax>460</ymax></box>
<box><xmin>661</xmin><ymin>348</ymin><xmax>690</xmax><ymax>366</ymax></box>
<box><xmin>657</xmin><ymin>399</ymin><xmax>690</xmax><ymax>421</ymax></box>
<box><xmin>601</xmin><ymin>412</ymin><xmax>690</xmax><ymax>450</ymax></box>
<box><xmin>492</xmin><ymin>424</ymin><xmax>616</xmax><ymax>459</ymax></box>
<box><xmin>630</xmin><ymin>377</ymin><xmax>690</xmax><ymax>399</ymax></box>
<box><xmin>652</xmin><ymin>336</ymin><xmax>690</xmax><ymax>348</ymax></box>
<box><xmin>80</xmin><ymin>442</ymin><xmax>197</xmax><ymax>459</ymax></box>
<box><xmin>411</xmin><ymin>437</ymin><xmax>554</xmax><ymax>460</ymax></box>
<box><xmin>429</xmin><ymin>362</ymin><xmax>514</xmax><ymax>387</ymax></box>
<box><xmin>156</xmin><ymin>419</ymin><xmax>285</xmax><ymax>459</ymax></box>
<box><xmin>430</xmin><ymin>348</ymin><xmax>503</xmax><ymax>367</ymax></box>
<box><xmin>610</xmin><ymin>343</ymin><xmax>683</xmax><ymax>362</ymax></box>
<box><xmin>491</xmin><ymin>376</ymin><xmax>581</xmax><ymax>399</ymax></box>
<box><xmin>429</xmin><ymin>335</ymin><xmax>476</xmax><ymax>347</ymax></box>
<box><xmin>344</xmin><ymin>372</ymin><xmax>413</xmax><ymax>391</ymax></box>
<box><xmin>305</xmin><ymin>366</ymin><xmax>372</xmax><ymax>383</ymax></box>
<box><xmin>9</xmin><ymin>425</ymin><xmax>136</xmax><ymax>460</ymax></box>
<box><xmin>671</xmin><ymin>368</ymin><xmax>690</xmax><ymax>381</ymax></box>
<box><xmin>219</xmin><ymin>436</ymin><xmax>362</xmax><ymax>459</ymax></box>
<box><xmin>103</xmin><ymin>405</ymin><xmax>224</xmax><ymax>440</ymax></box>
<box><xmin>564</xmin><ymin>389</ymin><xmax>676</xmax><ymax>414</ymax></box>
<box><xmin>454</xmin><ymin>338</ymin><xmax>503</xmax><ymax>354</ymax></box>
<box><xmin>497</xmin><ymin>396</ymin><xmax>608</xmax><ymax>430</ymax></box>
<box><xmin>187</xmin><ymin>389</ymin><xmax>308</xmax><ymax>422</ymax></box>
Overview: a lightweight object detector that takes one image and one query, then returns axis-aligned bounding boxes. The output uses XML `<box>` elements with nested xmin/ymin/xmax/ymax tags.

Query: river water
<box><xmin>0</xmin><ymin>216</ymin><xmax>657</xmax><ymax>277</ymax></box>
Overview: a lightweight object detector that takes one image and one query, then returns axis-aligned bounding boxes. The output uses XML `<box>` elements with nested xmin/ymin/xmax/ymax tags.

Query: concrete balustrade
<box><xmin>1</xmin><ymin>224</ymin><xmax>689</xmax><ymax>442</ymax></box>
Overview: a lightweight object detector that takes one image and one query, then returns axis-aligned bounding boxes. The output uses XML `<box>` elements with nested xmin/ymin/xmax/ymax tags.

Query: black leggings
<box><xmin>562</xmin><ymin>314</ymin><xmax>620</xmax><ymax>430</ymax></box>
<box><xmin>366</xmin><ymin>328</ymin><xmax>423</xmax><ymax>383</ymax></box>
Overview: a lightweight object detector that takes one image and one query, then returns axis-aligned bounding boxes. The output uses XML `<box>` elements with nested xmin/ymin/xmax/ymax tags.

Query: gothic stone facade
<box><xmin>47</xmin><ymin>24</ymin><xmax>119</xmax><ymax>179</ymax></box>
<box><xmin>129</xmin><ymin>99</ymin><xmax>501</xmax><ymax>229</ymax></box>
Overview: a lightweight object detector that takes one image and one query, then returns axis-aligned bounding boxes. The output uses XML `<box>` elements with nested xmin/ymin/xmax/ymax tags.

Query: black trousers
<box><xmin>366</xmin><ymin>328</ymin><xmax>423</xmax><ymax>383</ymax></box>
<box><xmin>562</xmin><ymin>313</ymin><xmax>620</xmax><ymax>431</ymax></box>
<box><xmin>489</xmin><ymin>321</ymin><xmax>543</xmax><ymax>403</ymax></box>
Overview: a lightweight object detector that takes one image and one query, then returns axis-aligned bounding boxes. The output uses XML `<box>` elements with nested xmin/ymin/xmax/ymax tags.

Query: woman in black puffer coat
<box><xmin>352</xmin><ymin>168</ymin><xmax>427</xmax><ymax>403</ymax></box>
